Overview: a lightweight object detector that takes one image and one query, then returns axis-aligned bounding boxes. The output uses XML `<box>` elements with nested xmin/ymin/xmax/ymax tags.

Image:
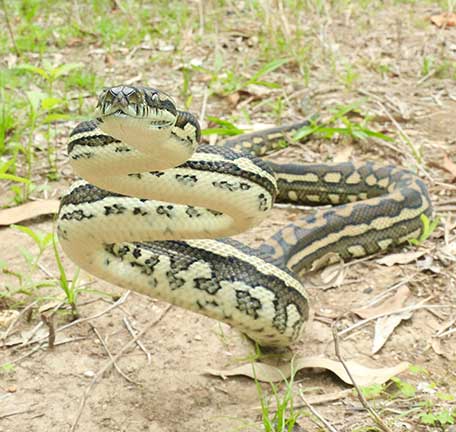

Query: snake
<box><xmin>57</xmin><ymin>85</ymin><xmax>433</xmax><ymax>347</ymax></box>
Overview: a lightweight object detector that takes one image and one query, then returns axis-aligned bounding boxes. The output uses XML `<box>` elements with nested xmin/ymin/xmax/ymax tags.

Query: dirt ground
<box><xmin>1</xmin><ymin>2</ymin><xmax>456</xmax><ymax>431</ymax></box>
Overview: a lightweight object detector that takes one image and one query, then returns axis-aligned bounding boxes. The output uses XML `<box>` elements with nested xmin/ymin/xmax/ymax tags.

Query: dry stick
<box><xmin>332</xmin><ymin>325</ymin><xmax>393</xmax><ymax>432</ymax></box>
<box><xmin>21</xmin><ymin>302</ymin><xmax>64</xmax><ymax>347</ymax></box>
<box><xmin>70</xmin><ymin>305</ymin><xmax>171</xmax><ymax>432</ymax></box>
<box><xmin>21</xmin><ymin>291</ymin><xmax>131</xmax><ymax>348</ymax></box>
<box><xmin>40</xmin><ymin>313</ymin><xmax>56</xmax><ymax>349</ymax></box>
<box><xmin>438</xmin><ymin>327</ymin><xmax>456</xmax><ymax>338</ymax></box>
<box><xmin>123</xmin><ymin>317</ymin><xmax>151</xmax><ymax>364</ymax></box>
<box><xmin>2</xmin><ymin>336</ymin><xmax>86</xmax><ymax>368</ymax></box>
<box><xmin>90</xmin><ymin>323</ymin><xmax>137</xmax><ymax>385</ymax></box>
<box><xmin>299</xmin><ymin>391</ymin><xmax>339</xmax><ymax>432</ymax></box>
<box><xmin>436</xmin><ymin>318</ymin><xmax>456</xmax><ymax>337</ymax></box>
<box><xmin>0</xmin><ymin>406</ymin><xmax>36</xmax><ymax>420</ymax></box>
<box><xmin>361</xmin><ymin>274</ymin><xmax>418</xmax><ymax>309</ymax></box>
<box><xmin>338</xmin><ymin>297</ymin><xmax>434</xmax><ymax>337</ymax></box>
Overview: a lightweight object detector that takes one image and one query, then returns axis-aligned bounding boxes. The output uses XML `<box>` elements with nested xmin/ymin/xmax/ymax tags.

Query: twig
<box><xmin>299</xmin><ymin>390</ymin><xmax>339</xmax><ymax>432</ymax></box>
<box><xmin>0</xmin><ymin>406</ymin><xmax>36</xmax><ymax>419</ymax></box>
<box><xmin>362</xmin><ymin>274</ymin><xmax>418</xmax><ymax>308</ymax></box>
<box><xmin>19</xmin><ymin>291</ymin><xmax>131</xmax><ymax>348</ymax></box>
<box><xmin>332</xmin><ymin>325</ymin><xmax>393</xmax><ymax>432</ymax></box>
<box><xmin>2</xmin><ymin>337</ymin><xmax>86</xmax><ymax>367</ymax></box>
<box><xmin>70</xmin><ymin>305</ymin><xmax>171</xmax><ymax>432</ymax></box>
<box><xmin>40</xmin><ymin>313</ymin><xmax>55</xmax><ymax>349</ymax></box>
<box><xmin>123</xmin><ymin>317</ymin><xmax>151</xmax><ymax>364</ymax></box>
<box><xmin>338</xmin><ymin>297</ymin><xmax>437</xmax><ymax>336</ymax></box>
<box><xmin>436</xmin><ymin>317</ymin><xmax>456</xmax><ymax>337</ymax></box>
<box><xmin>437</xmin><ymin>327</ymin><xmax>456</xmax><ymax>338</ymax></box>
<box><xmin>21</xmin><ymin>302</ymin><xmax>64</xmax><ymax>347</ymax></box>
<box><xmin>90</xmin><ymin>324</ymin><xmax>137</xmax><ymax>385</ymax></box>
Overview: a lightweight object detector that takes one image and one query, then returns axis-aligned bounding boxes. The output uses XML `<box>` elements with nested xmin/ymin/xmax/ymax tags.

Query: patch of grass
<box><xmin>294</xmin><ymin>100</ymin><xmax>393</xmax><ymax>144</ymax></box>
<box><xmin>1</xmin><ymin>225</ymin><xmax>55</xmax><ymax>301</ymax></box>
<box><xmin>52</xmin><ymin>235</ymin><xmax>80</xmax><ymax>319</ymax></box>
<box><xmin>194</xmin><ymin>57</ymin><xmax>289</xmax><ymax>96</ymax></box>
<box><xmin>356</xmin><ymin>369</ymin><xmax>456</xmax><ymax>429</ymax></box>
<box><xmin>0</xmin><ymin>225</ymin><xmax>83</xmax><ymax>316</ymax></box>
<box><xmin>253</xmin><ymin>359</ymin><xmax>302</xmax><ymax>432</ymax></box>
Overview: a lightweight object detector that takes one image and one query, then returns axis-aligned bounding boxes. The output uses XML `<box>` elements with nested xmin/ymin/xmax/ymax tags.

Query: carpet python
<box><xmin>57</xmin><ymin>86</ymin><xmax>433</xmax><ymax>347</ymax></box>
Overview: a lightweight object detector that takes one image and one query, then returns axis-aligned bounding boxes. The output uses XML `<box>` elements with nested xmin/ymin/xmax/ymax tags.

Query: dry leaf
<box><xmin>376</xmin><ymin>250</ymin><xmax>426</xmax><ymax>266</ymax></box>
<box><xmin>372</xmin><ymin>309</ymin><xmax>413</xmax><ymax>354</ymax></box>
<box><xmin>430</xmin><ymin>12</ymin><xmax>456</xmax><ymax>28</ymax></box>
<box><xmin>207</xmin><ymin>356</ymin><xmax>410</xmax><ymax>386</ymax></box>
<box><xmin>305</xmin><ymin>262</ymin><xmax>346</xmax><ymax>290</ymax></box>
<box><xmin>333</xmin><ymin>145</ymin><xmax>354</xmax><ymax>163</ymax></box>
<box><xmin>226</xmin><ymin>92</ymin><xmax>241</xmax><ymax>108</ymax></box>
<box><xmin>431</xmin><ymin>338</ymin><xmax>446</xmax><ymax>356</ymax></box>
<box><xmin>439</xmin><ymin>241</ymin><xmax>456</xmax><ymax>262</ymax></box>
<box><xmin>416</xmin><ymin>255</ymin><xmax>442</xmax><ymax>274</ymax></box>
<box><xmin>0</xmin><ymin>310</ymin><xmax>20</xmax><ymax>328</ymax></box>
<box><xmin>352</xmin><ymin>285</ymin><xmax>411</xmax><ymax>319</ymax></box>
<box><xmin>442</xmin><ymin>154</ymin><xmax>456</xmax><ymax>181</ymax></box>
<box><xmin>0</xmin><ymin>200</ymin><xmax>60</xmax><ymax>225</ymax></box>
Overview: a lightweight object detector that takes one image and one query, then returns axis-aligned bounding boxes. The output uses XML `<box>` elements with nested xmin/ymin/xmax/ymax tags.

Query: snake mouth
<box><xmin>96</xmin><ymin>86</ymin><xmax>178</xmax><ymax>127</ymax></box>
<box><xmin>100</xmin><ymin>106</ymin><xmax>176</xmax><ymax>128</ymax></box>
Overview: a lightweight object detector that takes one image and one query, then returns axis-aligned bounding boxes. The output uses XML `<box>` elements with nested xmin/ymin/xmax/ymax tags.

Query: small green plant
<box><xmin>202</xmin><ymin>116</ymin><xmax>244</xmax><ymax>137</ymax></box>
<box><xmin>12</xmin><ymin>224</ymin><xmax>54</xmax><ymax>270</ymax></box>
<box><xmin>52</xmin><ymin>235</ymin><xmax>80</xmax><ymax>319</ymax></box>
<box><xmin>15</xmin><ymin>61</ymin><xmax>82</xmax><ymax>180</ymax></box>
<box><xmin>359</xmin><ymin>383</ymin><xmax>386</xmax><ymax>400</ymax></box>
<box><xmin>294</xmin><ymin>101</ymin><xmax>393</xmax><ymax>143</ymax></box>
<box><xmin>1</xmin><ymin>225</ymin><xmax>55</xmax><ymax>299</ymax></box>
<box><xmin>0</xmin><ymin>159</ymin><xmax>33</xmax><ymax>205</ymax></box>
<box><xmin>194</xmin><ymin>57</ymin><xmax>289</xmax><ymax>96</ymax></box>
<box><xmin>419</xmin><ymin>409</ymin><xmax>455</xmax><ymax>427</ymax></box>
<box><xmin>0</xmin><ymin>362</ymin><xmax>15</xmax><ymax>375</ymax></box>
<box><xmin>254</xmin><ymin>358</ymin><xmax>301</xmax><ymax>432</ymax></box>
<box><xmin>421</xmin><ymin>56</ymin><xmax>434</xmax><ymax>77</ymax></box>
<box><xmin>390</xmin><ymin>376</ymin><xmax>417</xmax><ymax>398</ymax></box>
<box><xmin>342</xmin><ymin>63</ymin><xmax>360</xmax><ymax>89</ymax></box>
<box><xmin>408</xmin><ymin>214</ymin><xmax>440</xmax><ymax>246</ymax></box>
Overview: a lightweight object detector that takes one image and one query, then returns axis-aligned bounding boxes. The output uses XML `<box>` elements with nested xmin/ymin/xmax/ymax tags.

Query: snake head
<box><xmin>96</xmin><ymin>86</ymin><xmax>178</xmax><ymax>128</ymax></box>
<box><xmin>94</xmin><ymin>86</ymin><xmax>197</xmax><ymax>166</ymax></box>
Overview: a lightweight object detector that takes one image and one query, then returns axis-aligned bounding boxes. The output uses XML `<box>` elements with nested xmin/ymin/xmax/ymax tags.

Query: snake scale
<box><xmin>57</xmin><ymin>86</ymin><xmax>433</xmax><ymax>347</ymax></box>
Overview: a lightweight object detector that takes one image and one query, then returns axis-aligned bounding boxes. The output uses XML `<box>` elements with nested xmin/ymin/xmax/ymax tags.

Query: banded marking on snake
<box><xmin>57</xmin><ymin>85</ymin><xmax>433</xmax><ymax>347</ymax></box>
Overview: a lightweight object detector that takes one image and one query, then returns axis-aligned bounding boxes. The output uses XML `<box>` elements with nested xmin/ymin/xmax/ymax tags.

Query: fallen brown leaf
<box><xmin>352</xmin><ymin>285</ymin><xmax>411</xmax><ymax>319</ymax></box>
<box><xmin>333</xmin><ymin>145</ymin><xmax>354</xmax><ymax>163</ymax></box>
<box><xmin>430</xmin><ymin>12</ymin><xmax>456</xmax><ymax>28</ymax></box>
<box><xmin>442</xmin><ymin>154</ymin><xmax>456</xmax><ymax>181</ymax></box>
<box><xmin>207</xmin><ymin>356</ymin><xmax>410</xmax><ymax>386</ymax></box>
<box><xmin>376</xmin><ymin>250</ymin><xmax>426</xmax><ymax>266</ymax></box>
<box><xmin>0</xmin><ymin>199</ymin><xmax>60</xmax><ymax>225</ymax></box>
<box><xmin>0</xmin><ymin>310</ymin><xmax>20</xmax><ymax>328</ymax></box>
<box><xmin>372</xmin><ymin>309</ymin><xmax>413</xmax><ymax>354</ymax></box>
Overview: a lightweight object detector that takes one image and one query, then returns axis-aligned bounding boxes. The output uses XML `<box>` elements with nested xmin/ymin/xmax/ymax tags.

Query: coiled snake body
<box><xmin>57</xmin><ymin>86</ymin><xmax>432</xmax><ymax>347</ymax></box>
